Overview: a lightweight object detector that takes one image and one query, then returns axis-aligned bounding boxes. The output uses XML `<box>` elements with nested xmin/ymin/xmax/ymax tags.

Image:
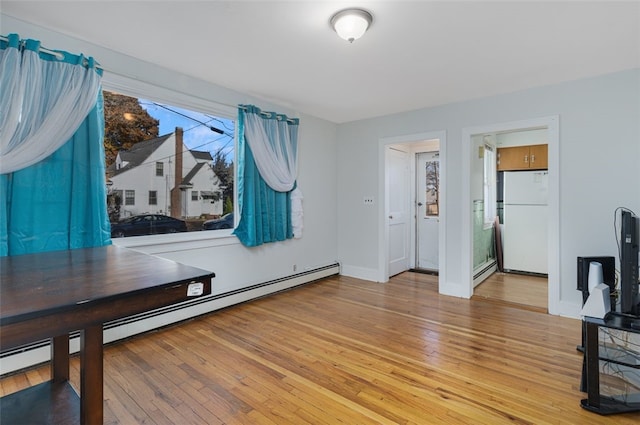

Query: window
<box><xmin>425</xmin><ymin>160</ymin><xmax>439</xmax><ymax>216</ymax></box>
<box><xmin>483</xmin><ymin>143</ymin><xmax>497</xmax><ymax>226</ymax></box>
<box><xmin>103</xmin><ymin>85</ymin><xmax>235</xmax><ymax>236</ymax></box>
<box><xmin>125</xmin><ymin>190</ymin><xmax>135</xmax><ymax>206</ymax></box>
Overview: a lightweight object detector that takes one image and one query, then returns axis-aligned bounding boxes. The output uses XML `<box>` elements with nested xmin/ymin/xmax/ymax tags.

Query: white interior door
<box><xmin>386</xmin><ymin>147</ymin><xmax>410</xmax><ymax>277</ymax></box>
<box><xmin>416</xmin><ymin>152</ymin><xmax>440</xmax><ymax>270</ymax></box>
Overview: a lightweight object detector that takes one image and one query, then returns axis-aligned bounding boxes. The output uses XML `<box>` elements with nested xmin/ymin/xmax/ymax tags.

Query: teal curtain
<box><xmin>0</xmin><ymin>92</ymin><xmax>111</xmax><ymax>256</ymax></box>
<box><xmin>233</xmin><ymin>106</ymin><xmax>298</xmax><ymax>247</ymax></box>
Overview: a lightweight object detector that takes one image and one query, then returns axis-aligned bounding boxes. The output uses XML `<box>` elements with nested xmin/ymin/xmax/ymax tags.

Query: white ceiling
<box><xmin>2</xmin><ymin>1</ymin><xmax>639</xmax><ymax>123</ymax></box>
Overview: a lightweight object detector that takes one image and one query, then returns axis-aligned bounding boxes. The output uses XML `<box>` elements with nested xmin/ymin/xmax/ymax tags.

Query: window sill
<box><xmin>111</xmin><ymin>229</ymin><xmax>239</xmax><ymax>254</ymax></box>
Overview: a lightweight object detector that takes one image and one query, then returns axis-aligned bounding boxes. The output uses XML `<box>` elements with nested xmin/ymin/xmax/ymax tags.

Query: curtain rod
<box><xmin>238</xmin><ymin>106</ymin><xmax>298</xmax><ymax>124</ymax></box>
<box><xmin>0</xmin><ymin>34</ymin><xmax>103</xmax><ymax>70</ymax></box>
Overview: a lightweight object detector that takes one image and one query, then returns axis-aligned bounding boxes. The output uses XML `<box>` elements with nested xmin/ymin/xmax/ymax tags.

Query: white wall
<box><xmin>496</xmin><ymin>128</ymin><xmax>547</xmax><ymax>148</ymax></box>
<box><xmin>337</xmin><ymin>68</ymin><xmax>640</xmax><ymax>317</ymax></box>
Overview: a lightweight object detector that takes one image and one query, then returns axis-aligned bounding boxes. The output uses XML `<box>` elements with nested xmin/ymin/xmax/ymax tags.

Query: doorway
<box><xmin>473</xmin><ymin>129</ymin><xmax>548</xmax><ymax>309</ymax></box>
<box><xmin>461</xmin><ymin>116</ymin><xmax>559</xmax><ymax>314</ymax></box>
<box><xmin>379</xmin><ymin>131</ymin><xmax>445</xmax><ymax>286</ymax></box>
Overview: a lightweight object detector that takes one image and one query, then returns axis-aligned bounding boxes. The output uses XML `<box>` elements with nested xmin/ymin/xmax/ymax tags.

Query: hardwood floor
<box><xmin>473</xmin><ymin>272</ymin><xmax>548</xmax><ymax>312</ymax></box>
<box><xmin>2</xmin><ymin>272</ymin><xmax>639</xmax><ymax>424</ymax></box>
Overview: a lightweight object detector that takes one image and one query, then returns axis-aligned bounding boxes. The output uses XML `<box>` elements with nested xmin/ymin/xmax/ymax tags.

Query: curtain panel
<box><xmin>0</xmin><ymin>34</ymin><xmax>109</xmax><ymax>256</ymax></box>
<box><xmin>233</xmin><ymin>105</ymin><xmax>302</xmax><ymax>247</ymax></box>
<box><xmin>0</xmin><ymin>33</ymin><xmax>102</xmax><ymax>174</ymax></box>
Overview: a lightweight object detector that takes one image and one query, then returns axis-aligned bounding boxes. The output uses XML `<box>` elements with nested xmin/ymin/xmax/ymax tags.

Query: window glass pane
<box><xmin>125</xmin><ymin>190</ymin><xmax>135</xmax><ymax>205</ymax></box>
<box><xmin>483</xmin><ymin>144</ymin><xmax>497</xmax><ymax>225</ymax></box>
<box><xmin>104</xmin><ymin>90</ymin><xmax>235</xmax><ymax>236</ymax></box>
<box><xmin>425</xmin><ymin>161</ymin><xmax>439</xmax><ymax>217</ymax></box>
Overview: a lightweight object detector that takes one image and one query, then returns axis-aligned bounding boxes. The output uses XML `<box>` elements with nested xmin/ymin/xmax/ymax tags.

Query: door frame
<box><xmin>461</xmin><ymin>116</ymin><xmax>560</xmax><ymax>314</ymax></box>
<box><xmin>378</xmin><ymin>130</ymin><xmax>447</xmax><ymax>286</ymax></box>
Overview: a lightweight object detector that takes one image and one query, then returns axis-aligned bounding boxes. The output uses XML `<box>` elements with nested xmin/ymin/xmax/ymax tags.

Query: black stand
<box><xmin>580</xmin><ymin>314</ymin><xmax>640</xmax><ymax>415</ymax></box>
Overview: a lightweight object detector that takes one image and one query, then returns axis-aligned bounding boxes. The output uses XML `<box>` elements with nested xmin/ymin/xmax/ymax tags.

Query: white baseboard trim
<box><xmin>0</xmin><ymin>263</ymin><xmax>340</xmax><ymax>376</ymax></box>
<box><xmin>340</xmin><ymin>264</ymin><xmax>380</xmax><ymax>282</ymax></box>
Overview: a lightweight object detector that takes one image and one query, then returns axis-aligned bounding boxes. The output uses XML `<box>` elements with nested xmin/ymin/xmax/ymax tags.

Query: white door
<box><xmin>416</xmin><ymin>152</ymin><xmax>440</xmax><ymax>270</ymax></box>
<box><xmin>386</xmin><ymin>147</ymin><xmax>410</xmax><ymax>277</ymax></box>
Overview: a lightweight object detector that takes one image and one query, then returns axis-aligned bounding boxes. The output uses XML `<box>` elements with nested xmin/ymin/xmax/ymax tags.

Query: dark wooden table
<box><xmin>0</xmin><ymin>245</ymin><xmax>215</xmax><ymax>424</ymax></box>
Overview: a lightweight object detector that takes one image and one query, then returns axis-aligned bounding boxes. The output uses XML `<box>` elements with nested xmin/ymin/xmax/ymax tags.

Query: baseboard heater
<box><xmin>0</xmin><ymin>262</ymin><xmax>340</xmax><ymax>375</ymax></box>
<box><xmin>473</xmin><ymin>260</ymin><xmax>497</xmax><ymax>280</ymax></box>
<box><xmin>473</xmin><ymin>260</ymin><xmax>497</xmax><ymax>287</ymax></box>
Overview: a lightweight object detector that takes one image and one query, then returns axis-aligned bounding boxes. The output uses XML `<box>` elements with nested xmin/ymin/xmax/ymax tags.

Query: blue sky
<box><xmin>139</xmin><ymin>99</ymin><xmax>235</xmax><ymax>162</ymax></box>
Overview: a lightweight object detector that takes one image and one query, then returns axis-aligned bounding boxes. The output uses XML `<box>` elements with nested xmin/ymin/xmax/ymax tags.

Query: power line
<box><xmin>142</xmin><ymin>101</ymin><xmax>229</xmax><ymax>136</ymax></box>
<box><xmin>205</xmin><ymin>114</ymin><xmax>235</xmax><ymax>132</ymax></box>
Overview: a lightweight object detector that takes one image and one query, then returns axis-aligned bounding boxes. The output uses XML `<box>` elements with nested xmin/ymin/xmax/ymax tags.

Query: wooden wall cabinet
<box><xmin>497</xmin><ymin>144</ymin><xmax>548</xmax><ymax>171</ymax></box>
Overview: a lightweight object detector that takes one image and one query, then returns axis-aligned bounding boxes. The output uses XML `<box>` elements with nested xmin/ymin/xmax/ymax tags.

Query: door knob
<box><xmin>417</xmin><ymin>202</ymin><xmax>423</xmax><ymax>206</ymax></box>
<box><xmin>389</xmin><ymin>215</ymin><xmax>393</xmax><ymax>219</ymax></box>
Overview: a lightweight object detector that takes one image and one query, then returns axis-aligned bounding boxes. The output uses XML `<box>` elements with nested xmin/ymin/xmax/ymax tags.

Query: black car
<box><xmin>202</xmin><ymin>213</ymin><xmax>234</xmax><ymax>230</ymax></box>
<box><xmin>110</xmin><ymin>214</ymin><xmax>188</xmax><ymax>238</ymax></box>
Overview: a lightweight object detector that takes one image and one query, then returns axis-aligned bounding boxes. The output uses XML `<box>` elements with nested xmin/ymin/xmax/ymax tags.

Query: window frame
<box><xmin>124</xmin><ymin>190</ymin><xmax>135</xmax><ymax>206</ymax></box>
<box><xmin>149</xmin><ymin>190</ymin><xmax>158</xmax><ymax>205</ymax></box>
<box><xmin>101</xmin><ymin>72</ymin><xmax>238</xmax><ymax>247</ymax></box>
<box><xmin>155</xmin><ymin>162</ymin><xmax>164</xmax><ymax>177</ymax></box>
<box><xmin>483</xmin><ymin>143</ymin><xmax>497</xmax><ymax>229</ymax></box>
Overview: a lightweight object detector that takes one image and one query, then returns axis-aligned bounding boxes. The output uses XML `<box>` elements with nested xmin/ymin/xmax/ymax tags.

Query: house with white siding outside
<box><xmin>107</xmin><ymin>127</ymin><xmax>223</xmax><ymax>220</ymax></box>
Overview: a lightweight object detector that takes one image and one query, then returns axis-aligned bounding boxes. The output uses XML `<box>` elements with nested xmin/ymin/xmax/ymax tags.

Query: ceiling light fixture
<box><xmin>330</xmin><ymin>8</ymin><xmax>373</xmax><ymax>43</ymax></box>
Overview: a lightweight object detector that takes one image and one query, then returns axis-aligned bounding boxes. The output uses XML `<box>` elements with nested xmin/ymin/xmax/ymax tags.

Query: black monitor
<box><xmin>619</xmin><ymin>210</ymin><xmax>640</xmax><ymax>316</ymax></box>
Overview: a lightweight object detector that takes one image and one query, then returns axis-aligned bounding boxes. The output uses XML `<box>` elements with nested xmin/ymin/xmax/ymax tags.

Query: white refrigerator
<box><xmin>502</xmin><ymin>170</ymin><xmax>548</xmax><ymax>274</ymax></box>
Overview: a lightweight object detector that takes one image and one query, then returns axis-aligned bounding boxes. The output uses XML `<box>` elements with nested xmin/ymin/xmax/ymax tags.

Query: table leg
<box><xmin>585</xmin><ymin>321</ymin><xmax>600</xmax><ymax>409</ymax></box>
<box><xmin>80</xmin><ymin>324</ymin><xmax>103</xmax><ymax>425</ymax></box>
<box><xmin>51</xmin><ymin>334</ymin><xmax>69</xmax><ymax>383</ymax></box>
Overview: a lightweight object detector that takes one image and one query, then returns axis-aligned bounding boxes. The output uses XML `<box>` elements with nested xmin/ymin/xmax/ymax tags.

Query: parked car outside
<box><xmin>202</xmin><ymin>213</ymin><xmax>234</xmax><ymax>230</ymax></box>
<box><xmin>110</xmin><ymin>214</ymin><xmax>188</xmax><ymax>238</ymax></box>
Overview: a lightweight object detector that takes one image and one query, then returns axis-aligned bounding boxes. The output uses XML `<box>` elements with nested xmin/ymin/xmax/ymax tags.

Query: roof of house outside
<box><xmin>107</xmin><ymin>134</ymin><xmax>172</xmax><ymax>177</ymax></box>
<box><xmin>192</xmin><ymin>150</ymin><xmax>213</xmax><ymax>161</ymax></box>
<box><xmin>182</xmin><ymin>162</ymin><xmax>207</xmax><ymax>185</ymax></box>
<box><xmin>107</xmin><ymin>133</ymin><xmax>213</xmax><ymax>177</ymax></box>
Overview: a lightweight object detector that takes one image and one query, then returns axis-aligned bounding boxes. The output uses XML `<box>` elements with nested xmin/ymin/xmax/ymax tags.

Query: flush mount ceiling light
<box><xmin>330</xmin><ymin>8</ymin><xmax>373</xmax><ymax>43</ymax></box>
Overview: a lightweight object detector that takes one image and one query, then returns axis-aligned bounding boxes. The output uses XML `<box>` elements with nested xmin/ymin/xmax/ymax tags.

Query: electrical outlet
<box><xmin>363</xmin><ymin>197</ymin><xmax>374</xmax><ymax>205</ymax></box>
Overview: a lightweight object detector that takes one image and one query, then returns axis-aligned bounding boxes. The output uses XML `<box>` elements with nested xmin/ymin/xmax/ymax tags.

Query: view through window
<box><xmin>104</xmin><ymin>90</ymin><xmax>235</xmax><ymax>237</ymax></box>
<box><xmin>425</xmin><ymin>160</ymin><xmax>439</xmax><ymax>216</ymax></box>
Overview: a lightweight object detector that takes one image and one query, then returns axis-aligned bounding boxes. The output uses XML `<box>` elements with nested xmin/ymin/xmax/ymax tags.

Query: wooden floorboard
<box><xmin>473</xmin><ymin>271</ymin><xmax>548</xmax><ymax>312</ymax></box>
<box><xmin>2</xmin><ymin>272</ymin><xmax>639</xmax><ymax>424</ymax></box>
